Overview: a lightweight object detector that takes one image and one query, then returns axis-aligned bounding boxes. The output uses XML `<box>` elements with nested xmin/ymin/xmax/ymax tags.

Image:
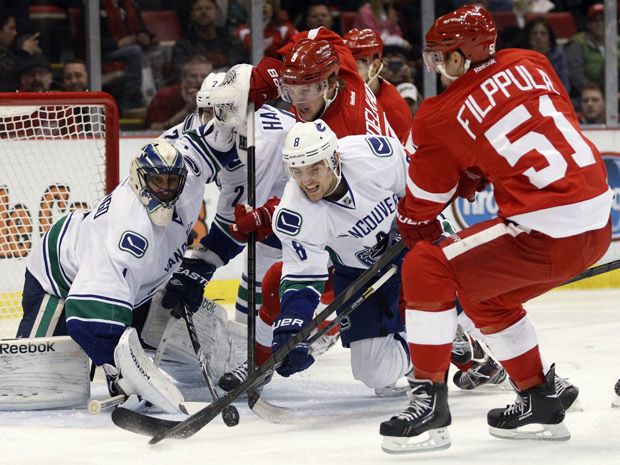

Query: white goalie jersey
<box><xmin>273</xmin><ymin>135</ymin><xmax>408</xmax><ymax>294</ymax></box>
<box><xmin>25</xmin><ymin>123</ymin><xmax>236</xmax><ymax>365</ymax></box>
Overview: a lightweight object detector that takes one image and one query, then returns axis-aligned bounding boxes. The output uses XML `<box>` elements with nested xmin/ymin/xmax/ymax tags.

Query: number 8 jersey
<box><xmin>402</xmin><ymin>48</ymin><xmax>612</xmax><ymax>237</ymax></box>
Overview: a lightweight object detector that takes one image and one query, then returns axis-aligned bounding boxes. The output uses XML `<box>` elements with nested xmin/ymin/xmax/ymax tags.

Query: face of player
<box><xmin>289</xmin><ymin>160</ymin><xmax>338</xmax><ymax>202</ymax></box>
<box><xmin>355</xmin><ymin>57</ymin><xmax>381</xmax><ymax>84</ymax></box>
<box><xmin>146</xmin><ymin>173</ymin><xmax>184</xmax><ymax>203</ymax></box>
<box><xmin>291</xmin><ymin>81</ymin><xmax>336</xmax><ymax>122</ymax></box>
<box><xmin>439</xmin><ymin>51</ymin><xmax>466</xmax><ymax>88</ymax></box>
<box><xmin>63</xmin><ymin>63</ymin><xmax>88</xmax><ymax>91</ymax></box>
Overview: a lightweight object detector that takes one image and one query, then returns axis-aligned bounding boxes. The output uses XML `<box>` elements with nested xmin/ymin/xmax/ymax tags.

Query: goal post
<box><xmin>0</xmin><ymin>92</ymin><xmax>119</xmax><ymax>337</ymax></box>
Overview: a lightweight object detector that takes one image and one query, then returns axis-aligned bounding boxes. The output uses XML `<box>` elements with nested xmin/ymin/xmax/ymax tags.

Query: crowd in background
<box><xmin>0</xmin><ymin>0</ymin><xmax>616</xmax><ymax>129</ymax></box>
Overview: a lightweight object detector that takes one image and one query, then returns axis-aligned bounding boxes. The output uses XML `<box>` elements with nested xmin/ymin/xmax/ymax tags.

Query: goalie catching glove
<box><xmin>272</xmin><ymin>312</ymin><xmax>315</xmax><ymax>377</ymax></box>
<box><xmin>229</xmin><ymin>197</ymin><xmax>280</xmax><ymax>243</ymax></box>
<box><xmin>162</xmin><ymin>257</ymin><xmax>216</xmax><ymax>314</ymax></box>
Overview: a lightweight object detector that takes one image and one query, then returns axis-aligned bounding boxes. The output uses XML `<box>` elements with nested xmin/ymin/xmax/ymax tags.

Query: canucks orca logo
<box><xmin>451</xmin><ymin>184</ymin><xmax>497</xmax><ymax>229</ymax></box>
<box><xmin>275</xmin><ymin>209</ymin><xmax>302</xmax><ymax>236</ymax></box>
<box><xmin>366</xmin><ymin>136</ymin><xmax>393</xmax><ymax>157</ymax></box>
<box><xmin>315</xmin><ymin>121</ymin><xmax>326</xmax><ymax>132</ymax></box>
<box><xmin>602</xmin><ymin>153</ymin><xmax>620</xmax><ymax>241</ymax></box>
<box><xmin>119</xmin><ymin>231</ymin><xmax>148</xmax><ymax>258</ymax></box>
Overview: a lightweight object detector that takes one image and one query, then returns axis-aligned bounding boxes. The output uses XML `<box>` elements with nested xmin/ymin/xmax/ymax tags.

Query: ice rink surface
<box><xmin>1</xmin><ymin>289</ymin><xmax>619</xmax><ymax>465</ymax></box>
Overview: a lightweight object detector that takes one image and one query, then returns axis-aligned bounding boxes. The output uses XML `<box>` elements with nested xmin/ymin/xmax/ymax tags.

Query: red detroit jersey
<box><xmin>402</xmin><ymin>49</ymin><xmax>611</xmax><ymax>238</ymax></box>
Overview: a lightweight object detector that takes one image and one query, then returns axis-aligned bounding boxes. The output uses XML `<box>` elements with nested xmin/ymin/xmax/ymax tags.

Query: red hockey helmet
<box><xmin>344</xmin><ymin>28</ymin><xmax>384</xmax><ymax>61</ymax></box>
<box><xmin>280</xmin><ymin>39</ymin><xmax>340</xmax><ymax>85</ymax></box>
<box><xmin>424</xmin><ymin>5</ymin><xmax>497</xmax><ymax>65</ymax></box>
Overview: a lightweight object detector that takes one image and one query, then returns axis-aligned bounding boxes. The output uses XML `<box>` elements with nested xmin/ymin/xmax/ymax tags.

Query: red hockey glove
<box><xmin>228</xmin><ymin>197</ymin><xmax>280</xmax><ymax>243</ymax></box>
<box><xmin>396</xmin><ymin>199</ymin><xmax>442</xmax><ymax>249</ymax></box>
<box><xmin>249</xmin><ymin>57</ymin><xmax>281</xmax><ymax>108</ymax></box>
<box><xmin>456</xmin><ymin>166</ymin><xmax>488</xmax><ymax>202</ymax></box>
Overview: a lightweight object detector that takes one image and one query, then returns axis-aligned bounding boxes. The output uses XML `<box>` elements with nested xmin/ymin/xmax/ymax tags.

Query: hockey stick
<box><xmin>88</xmin><ymin>394</ymin><xmax>126</xmax><ymax>414</ymax></box>
<box><xmin>111</xmin><ymin>240</ymin><xmax>406</xmax><ymax>441</ymax></box>
<box><xmin>179</xmin><ymin>305</ymin><xmax>240</xmax><ymax>427</ymax></box>
<box><xmin>242</xmin><ymin>102</ymin><xmax>289</xmax><ymax>422</ymax></box>
<box><xmin>560</xmin><ymin>258</ymin><xmax>620</xmax><ymax>286</ymax></box>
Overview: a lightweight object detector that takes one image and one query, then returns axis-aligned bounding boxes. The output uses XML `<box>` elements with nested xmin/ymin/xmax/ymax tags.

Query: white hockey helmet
<box><xmin>129</xmin><ymin>140</ymin><xmax>188</xmax><ymax>227</ymax></box>
<box><xmin>282</xmin><ymin>120</ymin><xmax>340</xmax><ymax>179</ymax></box>
<box><xmin>196</xmin><ymin>72</ymin><xmax>226</xmax><ymax>124</ymax></box>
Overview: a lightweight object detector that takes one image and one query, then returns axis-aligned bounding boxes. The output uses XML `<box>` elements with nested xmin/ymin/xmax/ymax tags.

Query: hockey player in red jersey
<box><xmin>206</xmin><ymin>26</ymin><xmax>397</xmax><ymax>140</ymax></box>
<box><xmin>380</xmin><ymin>5</ymin><xmax>612</xmax><ymax>454</ymax></box>
<box><xmin>343</xmin><ymin>28</ymin><xmax>414</xmax><ymax>149</ymax></box>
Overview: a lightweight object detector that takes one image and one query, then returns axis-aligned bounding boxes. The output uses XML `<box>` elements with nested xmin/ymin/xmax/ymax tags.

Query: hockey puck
<box><xmin>222</xmin><ymin>405</ymin><xmax>240</xmax><ymax>427</ymax></box>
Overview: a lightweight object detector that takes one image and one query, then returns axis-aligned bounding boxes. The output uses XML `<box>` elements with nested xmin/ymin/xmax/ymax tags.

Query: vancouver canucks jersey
<box><xmin>160</xmin><ymin>106</ymin><xmax>294</xmax><ymax>265</ymax></box>
<box><xmin>273</xmin><ymin>135</ymin><xmax>408</xmax><ymax>320</ymax></box>
<box><xmin>26</xmin><ymin>122</ymin><xmax>238</xmax><ymax>365</ymax></box>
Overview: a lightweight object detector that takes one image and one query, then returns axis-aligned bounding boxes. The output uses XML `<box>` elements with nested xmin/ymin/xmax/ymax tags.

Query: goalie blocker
<box><xmin>0</xmin><ymin>335</ymin><xmax>90</xmax><ymax>410</ymax></box>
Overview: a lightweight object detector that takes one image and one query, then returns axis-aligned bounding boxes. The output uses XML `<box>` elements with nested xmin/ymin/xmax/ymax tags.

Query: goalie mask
<box><xmin>282</xmin><ymin>120</ymin><xmax>341</xmax><ymax>197</ymax></box>
<box><xmin>130</xmin><ymin>140</ymin><xmax>188</xmax><ymax>227</ymax></box>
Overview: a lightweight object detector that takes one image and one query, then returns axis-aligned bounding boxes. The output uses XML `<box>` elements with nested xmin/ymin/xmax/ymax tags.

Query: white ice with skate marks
<box><xmin>1</xmin><ymin>290</ymin><xmax>620</xmax><ymax>465</ymax></box>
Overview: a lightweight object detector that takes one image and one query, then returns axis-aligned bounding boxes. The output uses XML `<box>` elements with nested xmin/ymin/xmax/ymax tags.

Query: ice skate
<box><xmin>380</xmin><ymin>380</ymin><xmax>451</xmax><ymax>454</ymax></box>
<box><xmin>555</xmin><ymin>375</ymin><xmax>580</xmax><ymax>411</ymax></box>
<box><xmin>453</xmin><ymin>347</ymin><xmax>507</xmax><ymax>390</ymax></box>
<box><xmin>450</xmin><ymin>324</ymin><xmax>473</xmax><ymax>365</ymax></box>
<box><xmin>487</xmin><ymin>365</ymin><xmax>570</xmax><ymax>441</ymax></box>
<box><xmin>217</xmin><ymin>361</ymin><xmax>273</xmax><ymax>393</ymax></box>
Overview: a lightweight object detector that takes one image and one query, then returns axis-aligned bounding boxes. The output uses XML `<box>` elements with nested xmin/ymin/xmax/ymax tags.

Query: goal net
<box><xmin>0</xmin><ymin>92</ymin><xmax>119</xmax><ymax>338</ymax></box>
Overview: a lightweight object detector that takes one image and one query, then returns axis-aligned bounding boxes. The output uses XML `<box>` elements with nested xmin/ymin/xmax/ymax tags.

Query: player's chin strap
<box><xmin>366</xmin><ymin>62</ymin><xmax>383</xmax><ymax>86</ymax></box>
<box><xmin>436</xmin><ymin>60</ymin><xmax>470</xmax><ymax>83</ymax></box>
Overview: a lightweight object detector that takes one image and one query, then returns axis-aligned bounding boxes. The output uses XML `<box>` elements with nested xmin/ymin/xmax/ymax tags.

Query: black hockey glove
<box><xmin>162</xmin><ymin>258</ymin><xmax>216</xmax><ymax>314</ymax></box>
<box><xmin>272</xmin><ymin>313</ymin><xmax>315</xmax><ymax>377</ymax></box>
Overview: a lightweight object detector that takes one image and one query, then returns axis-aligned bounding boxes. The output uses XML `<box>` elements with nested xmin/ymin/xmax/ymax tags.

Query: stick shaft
<box><xmin>88</xmin><ymin>394</ymin><xmax>126</xmax><ymax>414</ymax></box>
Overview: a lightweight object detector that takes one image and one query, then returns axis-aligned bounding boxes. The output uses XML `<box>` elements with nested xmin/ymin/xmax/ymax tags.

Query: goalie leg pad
<box><xmin>158</xmin><ymin>299</ymin><xmax>246</xmax><ymax>386</ymax></box>
<box><xmin>140</xmin><ymin>289</ymin><xmax>171</xmax><ymax>349</ymax></box>
<box><xmin>0</xmin><ymin>336</ymin><xmax>90</xmax><ymax>410</ymax></box>
<box><xmin>114</xmin><ymin>327</ymin><xmax>185</xmax><ymax>414</ymax></box>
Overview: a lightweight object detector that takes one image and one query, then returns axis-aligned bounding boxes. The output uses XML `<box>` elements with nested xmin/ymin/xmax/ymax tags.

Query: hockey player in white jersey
<box><xmin>12</xmin><ymin>118</ymin><xmax>242</xmax><ymax>411</ymax></box>
<box><xmin>268</xmin><ymin>120</ymin><xmax>412</xmax><ymax>389</ymax></box>
<box><xmin>158</xmin><ymin>71</ymin><xmax>294</xmax><ymax>324</ymax></box>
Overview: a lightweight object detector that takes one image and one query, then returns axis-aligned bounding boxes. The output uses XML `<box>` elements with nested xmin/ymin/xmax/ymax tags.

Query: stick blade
<box><xmin>111</xmin><ymin>407</ymin><xmax>180</xmax><ymax>438</ymax></box>
<box><xmin>248</xmin><ymin>390</ymin><xmax>290</xmax><ymax>424</ymax></box>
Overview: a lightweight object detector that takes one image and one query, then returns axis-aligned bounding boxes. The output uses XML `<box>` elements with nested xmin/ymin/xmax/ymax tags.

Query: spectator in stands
<box><xmin>396</xmin><ymin>82</ymin><xmax>421</xmax><ymax>119</ymax></box>
<box><xmin>18</xmin><ymin>54</ymin><xmax>55</xmax><ymax>92</ymax></box>
<box><xmin>145</xmin><ymin>56</ymin><xmax>212</xmax><ymax>130</ymax></box>
<box><xmin>379</xmin><ymin>45</ymin><xmax>415</xmax><ymax>86</ymax></box>
<box><xmin>0</xmin><ymin>10</ymin><xmax>42</xmax><ymax>92</ymax></box>
<box><xmin>299</xmin><ymin>2</ymin><xmax>340</xmax><ymax>34</ymax></box>
<box><xmin>171</xmin><ymin>0</ymin><xmax>248</xmax><ymax>82</ymax></box>
<box><xmin>354</xmin><ymin>0</ymin><xmax>410</xmax><ymax>50</ymax></box>
<box><xmin>62</xmin><ymin>59</ymin><xmax>89</xmax><ymax>92</ymax></box>
<box><xmin>579</xmin><ymin>82</ymin><xmax>606</xmax><ymax>125</ymax></box>
<box><xmin>523</xmin><ymin>16</ymin><xmax>571</xmax><ymax>93</ymax></box>
<box><xmin>564</xmin><ymin>3</ymin><xmax>620</xmax><ymax>110</ymax></box>
<box><xmin>98</xmin><ymin>0</ymin><xmax>166</xmax><ymax>111</ymax></box>
<box><xmin>236</xmin><ymin>0</ymin><xmax>297</xmax><ymax>58</ymax></box>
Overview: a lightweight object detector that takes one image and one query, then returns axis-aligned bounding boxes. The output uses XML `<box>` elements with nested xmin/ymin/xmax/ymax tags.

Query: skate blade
<box><xmin>489</xmin><ymin>422</ymin><xmax>570</xmax><ymax>441</ymax></box>
<box><xmin>381</xmin><ymin>428</ymin><xmax>451</xmax><ymax>454</ymax></box>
